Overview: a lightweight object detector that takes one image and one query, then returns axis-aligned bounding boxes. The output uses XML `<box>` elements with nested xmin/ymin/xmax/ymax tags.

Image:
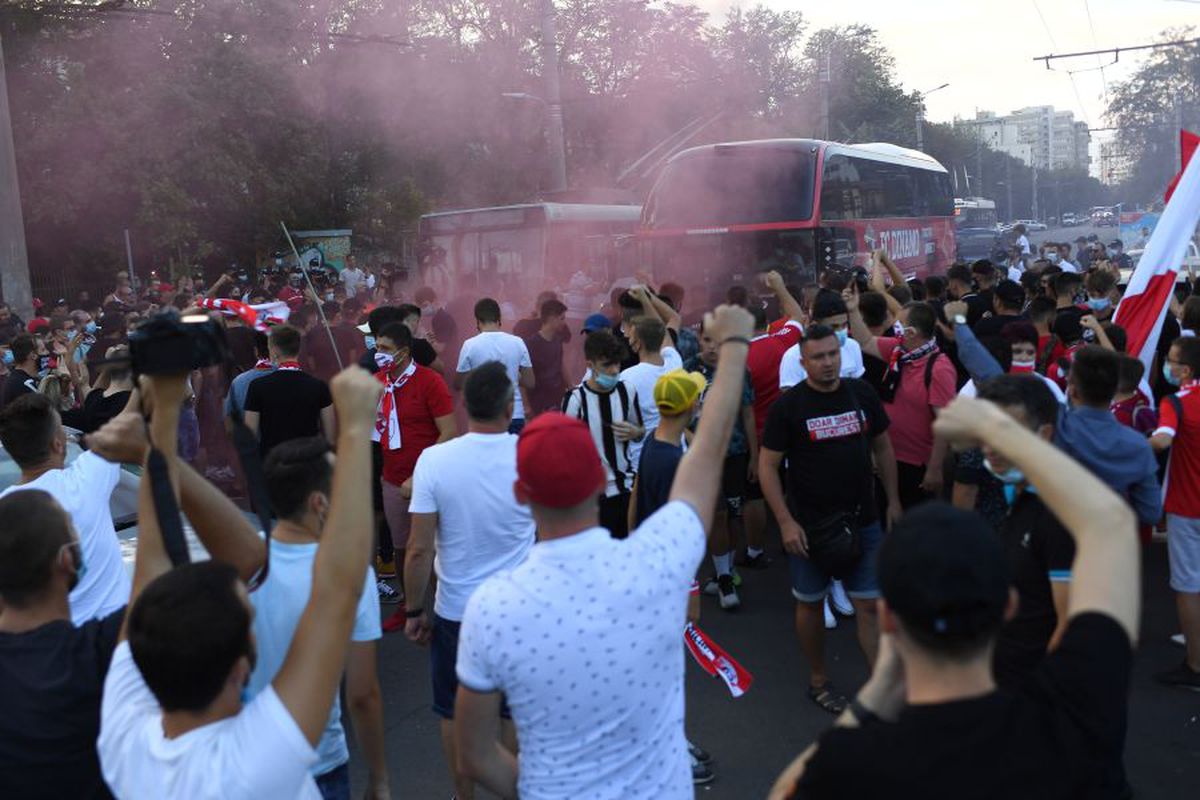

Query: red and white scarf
<box><xmin>684</xmin><ymin>622</ymin><xmax>754</xmax><ymax>698</ymax></box>
<box><xmin>276</xmin><ymin>360</ymin><xmax>302</xmax><ymax>372</ymax></box>
<box><xmin>373</xmin><ymin>360</ymin><xmax>417</xmax><ymax>450</ymax></box>
<box><xmin>197</xmin><ymin>298</ymin><xmax>291</xmax><ymax>332</ymax></box>
<box><xmin>253</xmin><ymin>359</ymin><xmax>274</xmax><ymax>371</ymax></box>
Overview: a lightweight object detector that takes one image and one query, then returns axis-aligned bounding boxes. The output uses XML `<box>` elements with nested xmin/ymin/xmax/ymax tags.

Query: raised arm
<box><xmin>765</xmin><ymin>270</ymin><xmax>805</xmax><ymax>324</ymax></box>
<box><xmin>843</xmin><ymin>286</ymin><xmax>883</xmax><ymax>360</ymax></box>
<box><xmin>668</xmin><ymin>305</ymin><xmax>754</xmax><ymax>528</ymax></box>
<box><xmin>272</xmin><ymin>367</ymin><xmax>383</xmax><ymax>746</ymax></box>
<box><xmin>935</xmin><ymin>396</ymin><xmax>1139</xmax><ymax>641</ymax></box>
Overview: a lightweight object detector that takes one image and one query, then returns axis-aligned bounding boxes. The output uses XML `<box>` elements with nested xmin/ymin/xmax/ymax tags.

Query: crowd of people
<box><xmin>0</xmin><ymin>234</ymin><xmax>1198</xmax><ymax>799</ymax></box>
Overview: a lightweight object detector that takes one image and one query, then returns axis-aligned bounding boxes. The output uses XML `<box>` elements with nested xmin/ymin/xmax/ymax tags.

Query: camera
<box><xmin>128</xmin><ymin>310</ymin><xmax>229</xmax><ymax>376</ymax></box>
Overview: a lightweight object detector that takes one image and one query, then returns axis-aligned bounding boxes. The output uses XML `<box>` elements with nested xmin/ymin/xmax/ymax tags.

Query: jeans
<box><xmin>314</xmin><ymin>763</ymin><xmax>350</xmax><ymax>800</ymax></box>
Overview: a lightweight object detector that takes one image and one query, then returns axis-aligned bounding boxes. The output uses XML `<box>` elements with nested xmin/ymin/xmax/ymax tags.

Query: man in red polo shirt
<box><xmin>374</xmin><ymin>321</ymin><xmax>457</xmax><ymax>631</ymax></box>
<box><xmin>743</xmin><ymin>272</ymin><xmax>805</xmax><ymax>567</ymax></box>
<box><xmin>1152</xmin><ymin>336</ymin><xmax>1200</xmax><ymax>690</ymax></box>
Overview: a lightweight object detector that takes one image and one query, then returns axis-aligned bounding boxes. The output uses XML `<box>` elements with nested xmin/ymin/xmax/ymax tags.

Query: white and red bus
<box><xmin>635</xmin><ymin>139</ymin><xmax>956</xmax><ymax>311</ymax></box>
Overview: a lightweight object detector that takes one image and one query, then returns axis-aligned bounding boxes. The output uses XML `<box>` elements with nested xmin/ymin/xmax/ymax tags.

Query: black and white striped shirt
<box><xmin>561</xmin><ymin>381</ymin><xmax>644</xmax><ymax>497</ymax></box>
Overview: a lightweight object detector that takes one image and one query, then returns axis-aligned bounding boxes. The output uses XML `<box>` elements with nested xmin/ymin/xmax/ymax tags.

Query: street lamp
<box><xmin>915</xmin><ymin>82</ymin><xmax>950</xmax><ymax>153</ymax></box>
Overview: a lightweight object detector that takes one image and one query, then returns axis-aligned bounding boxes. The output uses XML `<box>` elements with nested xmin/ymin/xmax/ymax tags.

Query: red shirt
<box><xmin>277</xmin><ymin>285</ymin><xmax>304</xmax><ymax>311</ymax></box>
<box><xmin>1111</xmin><ymin>390</ymin><xmax>1156</xmax><ymax>436</ymax></box>
<box><xmin>747</xmin><ymin>321</ymin><xmax>802</xmax><ymax>439</ymax></box>
<box><xmin>876</xmin><ymin>338</ymin><xmax>957</xmax><ymax>466</ymax></box>
<box><xmin>1037</xmin><ymin>334</ymin><xmax>1069</xmax><ymax>380</ymax></box>
<box><xmin>1158</xmin><ymin>381</ymin><xmax>1200</xmax><ymax>517</ymax></box>
<box><xmin>379</xmin><ymin>365</ymin><xmax>454</xmax><ymax>486</ymax></box>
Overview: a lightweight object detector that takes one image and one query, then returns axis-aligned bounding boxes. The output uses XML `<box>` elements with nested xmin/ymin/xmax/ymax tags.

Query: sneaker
<box><xmin>829</xmin><ymin>580</ymin><xmax>855</xmax><ymax>617</ymax></box>
<box><xmin>702</xmin><ymin>578</ymin><xmax>720</xmax><ymax>597</ymax></box>
<box><xmin>691</xmin><ymin>754</ymin><xmax>715</xmax><ymax>785</ymax></box>
<box><xmin>687</xmin><ymin>741</ymin><xmax>713</xmax><ymax>766</ymax></box>
<box><xmin>717</xmin><ymin>574</ymin><xmax>740</xmax><ymax>610</ymax></box>
<box><xmin>823</xmin><ymin>597</ymin><xmax>837</xmax><ymax>629</ymax></box>
<box><xmin>1171</xmin><ymin>633</ymin><xmax>1186</xmax><ymax>647</ymax></box>
<box><xmin>376</xmin><ymin>557</ymin><xmax>396</xmax><ymax>579</ymax></box>
<box><xmin>377</xmin><ymin>580</ymin><xmax>402</xmax><ymax>604</ymax></box>
<box><xmin>1155</xmin><ymin>662</ymin><xmax>1200</xmax><ymax>691</ymax></box>
<box><xmin>808</xmin><ymin>682</ymin><xmax>849</xmax><ymax>715</ymax></box>
<box><xmin>738</xmin><ymin>550</ymin><xmax>772</xmax><ymax>569</ymax></box>
<box><xmin>381</xmin><ymin>606</ymin><xmax>407</xmax><ymax>634</ymax></box>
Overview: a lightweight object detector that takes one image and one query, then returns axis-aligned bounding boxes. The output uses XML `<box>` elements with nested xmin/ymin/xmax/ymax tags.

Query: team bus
<box><xmin>635</xmin><ymin>139</ymin><xmax>956</xmax><ymax>311</ymax></box>
<box><xmin>416</xmin><ymin>202</ymin><xmax>642</xmax><ymax>321</ymax></box>
<box><xmin>954</xmin><ymin>196</ymin><xmax>998</xmax><ymax>229</ymax></box>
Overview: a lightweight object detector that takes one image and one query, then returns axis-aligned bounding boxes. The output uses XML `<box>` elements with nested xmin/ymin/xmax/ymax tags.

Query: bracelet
<box><xmin>849</xmin><ymin>698</ymin><xmax>881</xmax><ymax>726</ymax></box>
<box><xmin>406</xmin><ymin>608</ymin><xmax>424</xmax><ymax>618</ymax></box>
<box><xmin>720</xmin><ymin>336</ymin><xmax>752</xmax><ymax>347</ymax></box>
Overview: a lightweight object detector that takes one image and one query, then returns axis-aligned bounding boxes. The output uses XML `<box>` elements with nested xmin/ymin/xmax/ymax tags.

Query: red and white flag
<box><xmin>1114</xmin><ymin>131</ymin><xmax>1200</xmax><ymax>383</ymax></box>
<box><xmin>197</xmin><ymin>298</ymin><xmax>291</xmax><ymax>332</ymax></box>
<box><xmin>684</xmin><ymin>622</ymin><xmax>754</xmax><ymax>698</ymax></box>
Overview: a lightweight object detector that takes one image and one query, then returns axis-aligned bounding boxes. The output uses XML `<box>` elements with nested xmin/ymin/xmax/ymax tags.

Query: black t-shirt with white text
<box><xmin>0</xmin><ymin>609</ymin><xmax>124</xmax><ymax>799</ymax></box>
<box><xmin>762</xmin><ymin>379</ymin><xmax>889</xmax><ymax>526</ymax></box>
<box><xmin>1</xmin><ymin>368</ymin><xmax>37</xmax><ymax>408</ymax></box>
<box><xmin>243</xmin><ymin>369</ymin><xmax>332</xmax><ymax>457</ymax></box>
<box><xmin>796</xmin><ymin>613</ymin><xmax>1132</xmax><ymax>800</ymax></box>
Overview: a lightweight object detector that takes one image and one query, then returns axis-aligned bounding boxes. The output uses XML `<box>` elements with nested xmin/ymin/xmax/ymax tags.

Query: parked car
<box><xmin>1062</xmin><ymin>213</ymin><xmax>1079</xmax><ymax>227</ymax></box>
<box><xmin>1119</xmin><ymin>240</ymin><xmax>1200</xmax><ymax>285</ymax></box>
<box><xmin>1016</xmin><ymin>219</ymin><xmax>1048</xmax><ymax>232</ymax></box>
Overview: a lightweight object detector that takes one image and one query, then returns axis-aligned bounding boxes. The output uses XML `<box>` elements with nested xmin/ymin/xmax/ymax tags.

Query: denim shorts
<box><xmin>1167</xmin><ymin>514</ymin><xmax>1200</xmax><ymax>593</ymax></box>
<box><xmin>431</xmin><ymin>614</ymin><xmax>511</xmax><ymax>720</ymax></box>
<box><xmin>787</xmin><ymin>521</ymin><xmax>883</xmax><ymax>603</ymax></box>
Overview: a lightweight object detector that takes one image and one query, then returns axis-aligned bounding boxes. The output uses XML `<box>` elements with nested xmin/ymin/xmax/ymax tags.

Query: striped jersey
<box><xmin>561</xmin><ymin>381</ymin><xmax>645</xmax><ymax>497</ymax></box>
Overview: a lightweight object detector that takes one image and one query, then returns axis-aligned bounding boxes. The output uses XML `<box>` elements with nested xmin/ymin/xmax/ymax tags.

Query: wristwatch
<box><xmin>952</xmin><ymin>313</ymin><xmax>967</xmax><ymax>326</ymax></box>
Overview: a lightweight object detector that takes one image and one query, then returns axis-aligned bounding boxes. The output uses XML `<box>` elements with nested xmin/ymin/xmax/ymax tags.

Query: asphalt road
<box><xmin>350</xmin><ymin>538</ymin><xmax>1200</xmax><ymax>800</ymax></box>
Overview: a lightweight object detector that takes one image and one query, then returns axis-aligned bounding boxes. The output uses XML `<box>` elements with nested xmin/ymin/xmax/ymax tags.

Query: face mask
<box><xmin>1163</xmin><ymin>362</ymin><xmax>1181</xmax><ymax>386</ymax></box>
<box><xmin>983</xmin><ymin>456</ymin><xmax>1025</xmax><ymax>485</ymax></box>
<box><xmin>374</xmin><ymin>352</ymin><xmax>395</xmax><ymax>370</ymax></box>
<box><xmin>74</xmin><ymin>343</ymin><xmax>92</xmax><ymax>364</ymax></box>
<box><xmin>364</xmin><ymin>335</ymin><xmax>376</xmax><ymax>351</ymax></box>
<box><xmin>1010</xmin><ymin>359</ymin><xmax>1036</xmax><ymax>374</ymax></box>
<box><xmin>835</xmin><ymin>329</ymin><xmax>848</xmax><ymax>346</ymax></box>
<box><xmin>1</xmin><ymin>350</ymin><xmax>11</xmax><ymax>366</ymax></box>
<box><xmin>324</xmin><ymin>292</ymin><xmax>334</xmax><ymax>302</ymax></box>
<box><xmin>594</xmin><ymin>371</ymin><xmax>619</xmax><ymax>390</ymax></box>
<box><xmin>1087</xmin><ymin>297</ymin><xmax>1111</xmax><ymax>312</ymax></box>
<box><xmin>85</xmin><ymin>321</ymin><xmax>98</xmax><ymax>334</ymax></box>
<box><xmin>1046</xmin><ymin>252</ymin><xmax>1060</xmax><ymax>264</ymax></box>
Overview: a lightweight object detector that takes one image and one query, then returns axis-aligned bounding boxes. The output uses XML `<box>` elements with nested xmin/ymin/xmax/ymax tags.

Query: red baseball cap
<box><xmin>516</xmin><ymin>412</ymin><xmax>605</xmax><ymax>509</ymax></box>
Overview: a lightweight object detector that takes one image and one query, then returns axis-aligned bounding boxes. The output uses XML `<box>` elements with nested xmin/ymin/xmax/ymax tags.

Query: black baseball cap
<box><xmin>879</xmin><ymin>503</ymin><xmax>1010</xmax><ymax>641</ymax></box>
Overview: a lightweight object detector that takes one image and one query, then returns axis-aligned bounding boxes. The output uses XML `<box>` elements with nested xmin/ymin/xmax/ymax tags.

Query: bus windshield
<box><xmin>643</xmin><ymin>146</ymin><xmax>816</xmax><ymax>229</ymax></box>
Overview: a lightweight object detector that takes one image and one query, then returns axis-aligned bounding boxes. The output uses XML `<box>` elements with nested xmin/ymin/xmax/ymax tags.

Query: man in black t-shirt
<box><xmin>1</xmin><ymin>334</ymin><xmax>39</xmax><ymax>409</ymax></box>
<box><xmin>303</xmin><ymin>301</ymin><xmax>366</xmax><ymax>383</ymax></box>
<box><xmin>244</xmin><ymin>325</ymin><xmax>334</xmax><ymax>457</ymax></box>
<box><xmin>973</xmin><ymin>376</ymin><xmax>1076</xmax><ymax>686</ymax></box>
<box><xmin>759</xmin><ymin>325</ymin><xmax>901</xmax><ymax>715</ymax></box>
<box><xmin>769</xmin><ymin>392</ymin><xmax>1140</xmax><ymax>800</ymax></box>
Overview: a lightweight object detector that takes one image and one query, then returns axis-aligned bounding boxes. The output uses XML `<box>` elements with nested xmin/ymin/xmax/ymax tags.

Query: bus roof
<box><xmin>421</xmin><ymin>202</ymin><xmax>642</xmax><ymax>226</ymax></box>
<box><xmin>666</xmin><ymin>138</ymin><xmax>949</xmax><ymax>173</ymax></box>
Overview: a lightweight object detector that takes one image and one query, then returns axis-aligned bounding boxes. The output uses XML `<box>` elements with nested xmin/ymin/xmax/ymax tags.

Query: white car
<box><xmin>1016</xmin><ymin>219</ymin><xmax>1048</xmax><ymax>233</ymax></box>
<box><xmin>1120</xmin><ymin>241</ymin><xmax>1200</xmax><ymax>285</ymax></box>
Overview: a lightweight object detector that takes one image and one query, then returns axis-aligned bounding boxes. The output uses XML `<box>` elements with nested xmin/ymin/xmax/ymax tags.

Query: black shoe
<box><xmin>808</xmin><ymin>682</ymin><xmax>849</xmax><ymax>714</ymax></box>
<box><xmin>1155</xmin><ymin>662</ymin><xmax>1200</xmax><ymax>691</ymax></box>
<box><xmin>717</xmin><ymin>574</ymin><xmax>741</xmax><ymax>610</ymax></box>
<box><xmin>688</xmin><ymin>740</ymin><xmax>713</xmax><ymax>766</ymax></box>
<box><xmin>691</xmin><ymin>755</ymin><xmax>715</xmax><ymax>785</ymax></box>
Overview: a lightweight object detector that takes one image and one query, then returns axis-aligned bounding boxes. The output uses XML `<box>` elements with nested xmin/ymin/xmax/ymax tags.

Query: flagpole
<box><xmin>280</xmin><ymin>222</ymin><xmax>343</xmax><ymax>371</ymax></box>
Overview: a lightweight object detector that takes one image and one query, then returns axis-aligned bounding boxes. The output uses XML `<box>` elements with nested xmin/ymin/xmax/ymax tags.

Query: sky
<box><xmin>701</xmin><ymin>0</ymin><xmax>1197</xmax><ymax>174</ymax></box>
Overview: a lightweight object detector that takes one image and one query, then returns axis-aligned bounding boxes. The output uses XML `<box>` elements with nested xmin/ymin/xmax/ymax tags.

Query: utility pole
<box><xmin>915</xmin><ymin>108</ymin><xmax>924</xmax><ymax>152</ymax></box>
<box><xmin>1031</xmin><ymin>165</ymin><xmax>1039</xmax><ymax>221</ymax></box>
<box><xmin>0</xmin><ymin>31</ymin><xmax>31</xmax><ymax>318</ymax></box>
<box><xmin>818</xmin><ymin>49</ymin><xmax>831</xmax><ymax>140</ymax></box>
<box><xmin>1175</xmin><ymin>90</ymin><xmax>1185</xmax><ymax>172</ymax></box>
<box><xmin>538</xmin><ymin>0</ymin><xmax>567</xmax><ymax>194</ymax></box>
<box><xmin>1005</xmin><ymin>158</ymin><xmax>1013</xmax><ymax>222</ymax></box>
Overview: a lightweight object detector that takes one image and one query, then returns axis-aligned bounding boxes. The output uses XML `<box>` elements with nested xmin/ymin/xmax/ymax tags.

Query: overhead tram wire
<box><xmin>1030</xmin><ymin>0</ymin><xmax>1091</xmax><ymax>127</ymax></box>
<box><xmin>1081</xmin><ymin>0</ymin><xmax>1108</xmax><ymax>103</ymax></box>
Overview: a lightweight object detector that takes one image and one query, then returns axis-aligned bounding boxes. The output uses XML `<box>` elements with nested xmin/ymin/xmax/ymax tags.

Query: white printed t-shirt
<box><xmin>99</xmin><ymin>643</ymin><xmax>321</xmax><ymax>799</ymax></box>
<box><xmin>778</xmin><ymin>338</ymin><xmax>866</xmax><ymax>390</ymax></box>
<box><xmin>246</xmin><ymin>540</ymin><xmax>381</xmax><ymax>776</ymax></box>
<box><xmin>456</xmin><ymin>331</ymin><xmax>534</xmax><ymax>420</ymax></box>
<box><xmin>456</xmin><ymin>500</ymin><xmax>705</xmax><ymax>800</ymax></box>
<box><xmin>0</xmin><ymin>451</ymin><xmax>129</xmax><ymax>625</ymax></box>
<box><xmin>619</xmin><ymin>346</ymin><xmax>682</xmax><ymax>464</ymax></box>
<box><xmin>408</xmin><ymin>432</ymin><xmax>535</xmax><ymax>621</ymax></box>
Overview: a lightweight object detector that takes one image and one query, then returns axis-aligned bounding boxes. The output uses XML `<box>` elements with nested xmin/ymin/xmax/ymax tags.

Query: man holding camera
<box><xmin>759</xmin><ymin>324</ymin><xmax>901</xmax><ymax>716</ymax></box>
<box><xmin>98</xmin><ymin>365</ymin><xmax>382</xmax><ymax>798</ymax></box>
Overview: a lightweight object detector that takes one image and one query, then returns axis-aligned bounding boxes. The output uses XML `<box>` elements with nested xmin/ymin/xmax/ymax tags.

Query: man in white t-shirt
<box><xmin>779</xmin><ymin>292</ymin><xmax>865</xmax><ymax>390</ymax></box>
<box><xmin>0</xmin><ymin>392</ymin><xmax>129</xmax><ymax>625</ymax></box>
<box><xmin>404</xmin><ymin>361</ymin><xmax>535</xmax><ymax>799</ymax></box>
<box><xmin>453</xmin><ymin>304</ymin><xmax>754</xmax><ymax>800</ymax></box>
<box><xmin>248</xmin><ymin>436</ymin><xmax>389</xmax><ymax>800</ymax></box>
<box><xmin>455</xmin><ymin>297</ymin><xmax>534</xmax><ymax>434</ymax></box>
<box><xmin>98</xmin><ymin>367</ymin><xmax>383</xmax><ymax>800</ymax></box>
<box><xmin>1012</xmin><ymin>224</ymin><xmax>1031</xmax><ymax>255</ymax></box>
<box><xmin>619</xmin><ymin>315</ymin><xmax>683</xmax><ymax>464</ymax></box>
<box><xmin>339</xmin><ymin>255</ymin><xmax>366</xmax><ymax>298</ymax></box>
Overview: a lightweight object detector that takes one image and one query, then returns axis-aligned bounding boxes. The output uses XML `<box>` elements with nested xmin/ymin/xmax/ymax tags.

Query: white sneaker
<box><xmin>829</xmin><ymin>580</ymin><xmax>855</xmax><ymax>617</ymax></box>
<box><xmin>1172</xmin><ymin>633</ymin><xmax>1187</xmax><ymax>647</ymax></box>
<box><xmin>823</xmin><ymin>597</ymin><xmax>837</xmax><ymax>629</ymax></box>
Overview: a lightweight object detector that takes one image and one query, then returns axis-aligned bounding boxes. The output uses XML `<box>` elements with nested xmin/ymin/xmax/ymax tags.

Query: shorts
<box><xmin>788</xmin><ymin>521</ymin><xmax>883</xmax><ymax>603</ymax></box>
<box><xmin>721</xmin><ymin>454</ymin><xmax>748</xmax><ymax>516</ymax></box>
<box><xmin>314</xmin><ymin>763</ymin><xmax>350</xmax><ymax>800</ymax></box>
<box><xmin>1167</xmin><ymin>514</ymin><xmax>1200</xmax><ymax>593</ymax></box>
<box><xmin>431</xmin><ymin>614</ymin><xmax>511</xmax><ymax>720</ymax></box>
<box><xmin>381</xmin><ymin>479</ymin><xmax>412</xmax><ymax>550</ymax></box>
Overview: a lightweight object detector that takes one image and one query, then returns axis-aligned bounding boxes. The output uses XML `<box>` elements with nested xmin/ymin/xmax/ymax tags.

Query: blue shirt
<box><xmin>635</xmin><ymin>437</ymin><xmax>684</xmax><ymax>526</ymax></box>
<box><xmin>1055</xmin><ymin>405</ymin><xmax>1162</xmax><ymax>525</ymax></box>
<box><xmin>247</xmin><ymin>539</ymin><xmax>381</xmax><ymax>776</ymax></box>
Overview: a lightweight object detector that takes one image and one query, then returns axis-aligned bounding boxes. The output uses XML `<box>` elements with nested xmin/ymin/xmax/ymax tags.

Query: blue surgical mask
<box><xmin>1</xmin><ymin>350</ymin><xmax>12</xmax><ymax>366</ymax></box>
<box><xmin>1163</xmin><ymin>362</ymin><xmax>1181</xmax><ymax>386</ymax></box>
<box><xmin>594</xmin><ymin>371</ymin><xmax>619</xmax><ymax>391</ymax></box>
<box><xmin>835</xmin><ymin>329</ymin><xmax>848</xmax><ymax>346</ymax></box>
<box><xmin>85</xmin><ymin>321</ymin><xmax>98</xmax><ymax>334</ymax></box>
<box><xmin>364</xmin><ymin>335</ymin><xmax>376</xmax><ymax>351</ymax></box>
<box><xmin>1087</xmin><ymin>297</ymin><xmax>1111</xmax><ymax>312</ymax></box>
<box><xmin>983</xmin><ymin>457</ymin><xmax>1025</xmax><ymax>485</ymax></box>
